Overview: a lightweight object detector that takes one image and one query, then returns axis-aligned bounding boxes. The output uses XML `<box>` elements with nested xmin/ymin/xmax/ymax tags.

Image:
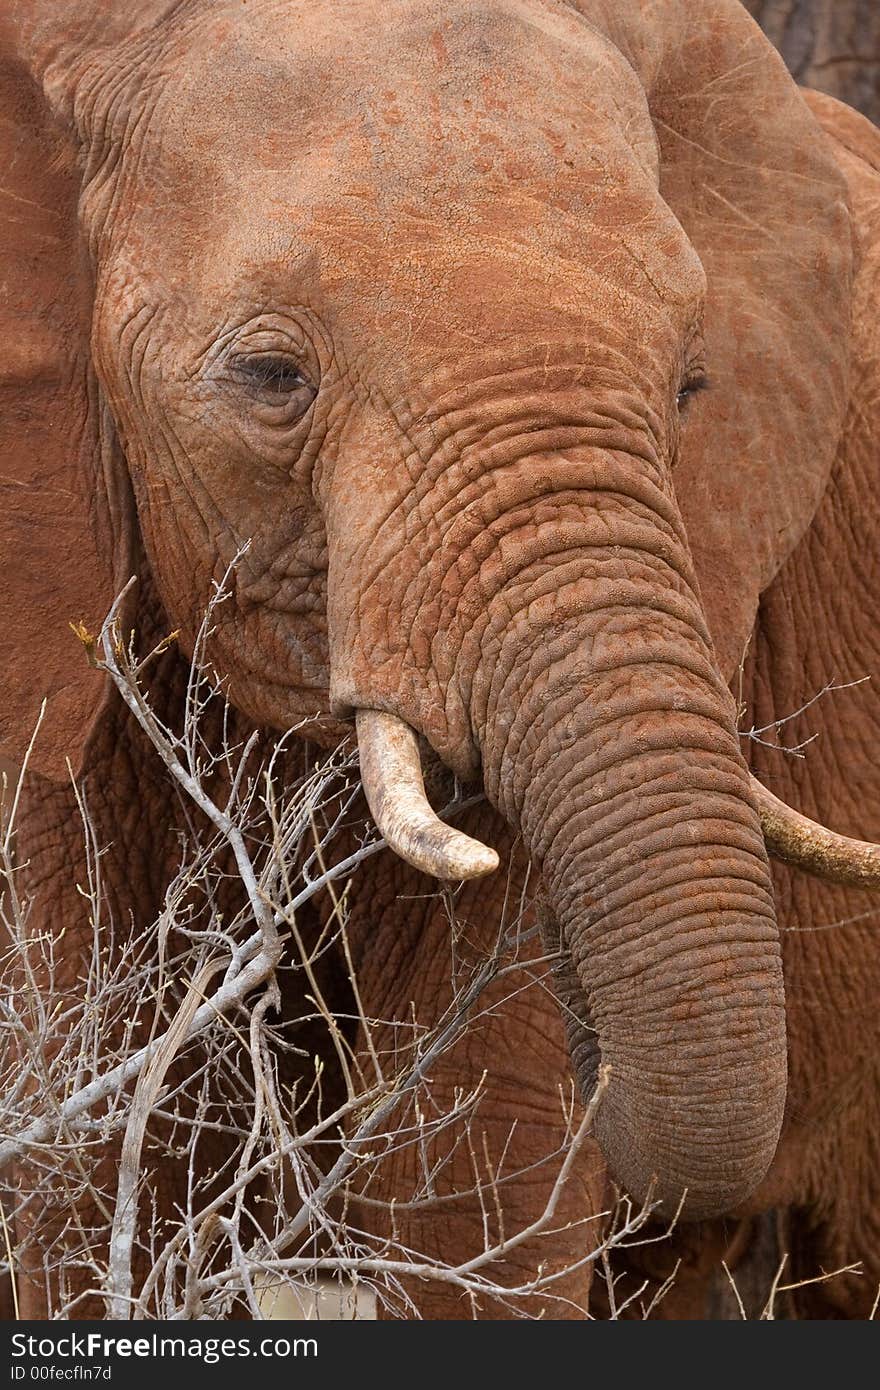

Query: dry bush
<box><xmin>0</xmin><ymin>572</ymin><xmax>670</xmax><ymax>1321</ymax></box>
<box><xmin>0</xmin><ymin>572</ymin><xmax>870</xmax><ymax>1320</ymax></box>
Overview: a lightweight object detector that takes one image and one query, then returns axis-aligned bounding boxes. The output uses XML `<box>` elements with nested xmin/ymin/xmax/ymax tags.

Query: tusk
<box><xmin>752</xmin><ymin>775</ymin><xmax>880</xmax><ymax>889</ymax></box>
<box><xmin>356</xmin><ymin>709</ymin><xmax>499</xmax><ymax>881</ymax></box>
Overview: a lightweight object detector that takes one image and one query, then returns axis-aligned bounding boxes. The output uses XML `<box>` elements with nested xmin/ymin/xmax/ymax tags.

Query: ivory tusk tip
<box><xmin>450</xmin><ymin>842</ymin><xmax>500</xmax><ymax>881</ymax></box>
<box><xmin>356</xmin><ymin>707</ymin><xmax>500</xmax><ymax>882</ymax></box>
<box><xmin>751</xmin><ymin>772</ymin><xmax>880</xmax><ymax>890</ymax></box>
<box><xmin>377</xmin><ymin>814</ymin><xmax>500</xmax><ymax>882</ymax></box>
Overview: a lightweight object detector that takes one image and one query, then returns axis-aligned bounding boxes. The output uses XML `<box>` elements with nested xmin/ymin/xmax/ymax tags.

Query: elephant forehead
<box><xmin>103</xmin><ymin>61</ymin><xmax>703</xmax><ymax>362</ymax></box>
<box><xmin>111</xmin><ymin>184</ymin><xmax>703</xmax><ymax>407</ymax></box>
<box><xmin>143</xmin><ymin>0</ymin><xmax>660</xmax><ymax>196</ymax></box>
<box><xmin>158</xmin><ymin>0</ymin><xmax>637</xmax><ymax>137</ymax></box>
<box><xmin>90</xmin><ymin>0</ymin><xmax>706</xmax><ymax>396</ymax></box>
<box><xmin>210</xmin><ymin>176</ymin><xmax>703</xmax><ymax>342</ymax></box>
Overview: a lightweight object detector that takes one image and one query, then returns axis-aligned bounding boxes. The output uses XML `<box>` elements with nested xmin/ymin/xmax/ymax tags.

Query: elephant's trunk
<box><xmin>342</xmin><ymin>440</ymin><xmax>788</xmax><ymax>1217</ymax></box>
<box><xmin>459</xmin><ymin>473</ymin><xmax>787</xmax><ymax>1218</ymax></box>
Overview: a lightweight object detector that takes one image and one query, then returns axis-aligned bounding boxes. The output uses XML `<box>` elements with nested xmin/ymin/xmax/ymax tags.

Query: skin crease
<box><xmin>0</xmin><ymin>0</ymin><xmax>877</xmax><ymax>1317</ymax></box>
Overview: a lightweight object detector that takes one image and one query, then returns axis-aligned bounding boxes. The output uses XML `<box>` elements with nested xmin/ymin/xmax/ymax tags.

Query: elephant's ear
<box><xmin>575</xmin><ymin>0</ymin><xmax>854</xmax><ymax>678</ymax></box>
<box><xmin>0</xmin><ymin>48</ymin><xmax>134</xmax><ymax>780</ymax></box>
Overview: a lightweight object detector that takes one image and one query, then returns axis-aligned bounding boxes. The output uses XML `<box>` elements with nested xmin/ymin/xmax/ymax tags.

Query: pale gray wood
<box><xmin>744</xmin><ymin>0</ymin><xmax>880</xmax><ymax>124</ymax></box>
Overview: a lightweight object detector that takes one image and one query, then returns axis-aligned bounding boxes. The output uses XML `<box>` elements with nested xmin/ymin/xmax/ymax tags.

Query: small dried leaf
<box><xmin>69</xmin><ymin>620</ymin><xmax>98</xmax><ymax>667</ymax></box>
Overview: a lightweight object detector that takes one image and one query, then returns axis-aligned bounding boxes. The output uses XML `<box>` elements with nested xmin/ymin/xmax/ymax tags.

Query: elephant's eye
<box><xmin>232</xmin><ymin>352</ymin><xmax>317</xmax><ymax>414</ymax></box>
<box><xmin>677</xmin><ymin>369</ymin><xmax>709</xmax><ymax>411</ymax></box>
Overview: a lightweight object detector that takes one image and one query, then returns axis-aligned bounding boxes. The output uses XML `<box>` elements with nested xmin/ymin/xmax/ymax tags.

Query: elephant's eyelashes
<box><xmin>232</xmin><ymin>353</ymin><xmax>317</xmax><ymax>415</ymax></box>
<box><xmin>677</xmin><ymin>370</ymin><xmax>709</xmax><ymax>411</ymax></box>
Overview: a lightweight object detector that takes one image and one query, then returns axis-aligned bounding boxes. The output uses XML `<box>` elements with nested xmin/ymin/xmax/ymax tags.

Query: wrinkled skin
<box><xmin>1</xmin><ymin>1</ymin><xmax>878</xmax><ymax>1318</ymax></box>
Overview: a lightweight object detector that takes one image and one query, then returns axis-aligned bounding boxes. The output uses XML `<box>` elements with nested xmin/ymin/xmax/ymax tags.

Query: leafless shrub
<box><xmin>722</xmin><ymin>1255</ymin><xmax>869</xmax><ymax>1321</ymax></box>
<box><xmin>1</xmin><ymin>574</ymin><xmax>868</xmax><ymax>1320</ymax></box>
<box><xmin>740</xmin><ymin>676</ymin><xmax>871</xmax><ymax>759</ymax></box>
<box><xmin>0</xmin><ymin>568</ymin><xmax>671</xmax><ymax>1321</ymax></box>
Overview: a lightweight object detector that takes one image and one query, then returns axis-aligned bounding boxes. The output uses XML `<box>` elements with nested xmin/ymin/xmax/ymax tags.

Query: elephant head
<box><xmin>1</xmin><ymin>0</ymin><xmax>874</xmax><ymax>1217</ymax></box>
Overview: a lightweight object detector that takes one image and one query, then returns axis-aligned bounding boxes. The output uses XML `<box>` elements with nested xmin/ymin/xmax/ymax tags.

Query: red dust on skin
<box><xmin>430</xmin><ymin>28</ymin><xmax>450</xmax><ymax>67</ymax></box>
<box><xmin>0</xmin><ymin>0</ymin><xmax>878</xmax><ymax>1319</ymax></box>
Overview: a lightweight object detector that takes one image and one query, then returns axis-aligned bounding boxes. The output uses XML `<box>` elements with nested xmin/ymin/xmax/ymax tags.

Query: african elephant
<box><xmin>2</xmin><ymin>0</ymin><xmax>879</xmax><ymax>1319</ymax></box>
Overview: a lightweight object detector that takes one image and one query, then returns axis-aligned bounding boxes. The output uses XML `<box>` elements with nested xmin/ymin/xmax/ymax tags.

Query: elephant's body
<box><xmin>605</xmin><ymin>91</ymin><xmax>880</xmax><ymax>1318</ymax></box>
<box><xmin>2</xmin><ymin>1</ymin><xmax>880</xmax><ymax>1318</ymax></box>
<box><xmin>744</xmin><ymin>92</ymin><xmax>880</xmax><ymax>1314</ymax></box>
<box><xmin>664</xmin><ymin>93</ymin><xmax>880</xmax><ymax>1319</ymax></box>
